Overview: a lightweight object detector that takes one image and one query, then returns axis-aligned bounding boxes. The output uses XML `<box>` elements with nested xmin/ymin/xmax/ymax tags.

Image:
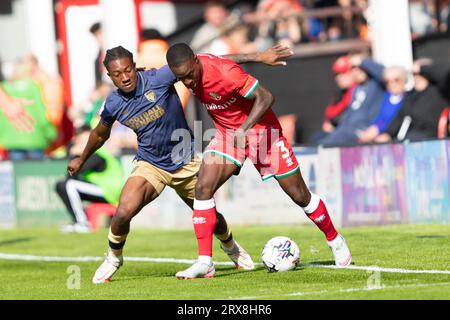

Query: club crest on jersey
<box><xmin>209</xmin><ymin>92</ymin><xmax>221</xmax><ymax>101</ymax></box>
<box><xmin>145</xmin><ymin>90</ymin><xmax>156</xmax><ymax>102</ymax></box>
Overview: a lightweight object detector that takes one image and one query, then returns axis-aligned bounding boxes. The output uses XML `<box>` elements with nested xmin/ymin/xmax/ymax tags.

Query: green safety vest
<box><xmin>82</xmin><ymin>148</ymin><xmax>124</xmax><ymax>205</ymax></box>
<box><xmin>0</xmin><ymin>79</ymin><xmax>57</xmax><ymax>149</ymax></box>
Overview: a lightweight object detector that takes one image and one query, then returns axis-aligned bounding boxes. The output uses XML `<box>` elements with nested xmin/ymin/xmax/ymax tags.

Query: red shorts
<box><xmin>204</xmin><ymin>129</ymin><xmax>299</xmax><ymax>180</ymax></box>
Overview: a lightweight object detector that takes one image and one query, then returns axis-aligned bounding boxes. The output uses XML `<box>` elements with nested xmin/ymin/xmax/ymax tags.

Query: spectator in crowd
<box><xmin>416</xmin><ymin>58</ymin><xmax>450</xmax><ymax>101</ymax></box>
<box><xmin>0</xmin><ymin>56</ymin><xmax>35</xmax><ymax>133</ymax></box>
<box><xmin>439</xmin><ymin>0</ymin><xmax>450</xmax><ymax>32</ymax></box>
<box><xmin>20</xmin><ymin>53</ymin><xmax>65</xmax><ymax>129</ymax></box>
<box><xmin>190</xmin><ymin>1</ymin><xmax>233</xmax><ymax>54</ymax></box>
<box><xmin>310</xmin><ymin>55</ymin><xmax>357</xmax><ymax>144</ymax></box>
<box><xmin>56</xmin><ymin>125</ymin><xmax>124</xmax><ymax>233</ymax></box>
<box><xmin>409</xmin><ymin>0</ymin><xmax>436</xmax><ymax>38</ymax></box>
<box><xmin>317</xmin><ymin>54</ymin><xmax>385</xmax><ymax>146</ymax></box>
<box><xmin>19</xmin><ymin>53</ymin><xmax>66</xmax><ymax>156</ymax></box>
<box><xmin>0</xmin><ymin>60</ymin><xmax>57</xmax><ymax>160</ymax></box>
<box><xmin>357</xmin><ymin>66</ymin><xmax>409</xmax><ymax>143</ymax></box>
<box><xmin>245</xmin><ymin>0</ymin><xmax>303</xmax><ymax>47</ymax></box>
<box><xmin>375</xmin><ymin>60</ymin><xmax>449</xmax><ymax>142</ymax></box>
<box><xmin>0</xmin><ymin>85</ymin><xmax>34</xmax><ymax>133</ymax></box>
<box><xmin>84</xmin><ymin>81</ymin><xmax>113</xmax><ymax>127</ymax></box>
<box><xmin>137</xmin><ymin>28</ymin><xmax>190</xmax><ymax>108</ymax></box>
<box><xmin>90</xmin><ymin>22</ymin><xmax>105</xmax><ymax>84</ymax></box>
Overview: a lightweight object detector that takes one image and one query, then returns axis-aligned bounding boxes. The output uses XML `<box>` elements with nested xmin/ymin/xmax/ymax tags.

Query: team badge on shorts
<box><xmin>209</xmin><ymin>92</ymin><xmax>221</xmax><ymax>101</ymax></box>
<box><xmin>145</xmin><ymin>91</ymin><xmax>156</xmax><ymax>102</ymax></box>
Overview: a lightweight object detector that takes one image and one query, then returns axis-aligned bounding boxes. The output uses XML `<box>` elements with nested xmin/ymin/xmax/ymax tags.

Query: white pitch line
<box><xmin>1</xmin><ymin>253</ymin><xmax>450</xmax><ymax>275</ymax></box>
<box><xmin>231</xmin><ymin>281</ymin><xmax>450</xmax><ymax>300</ymax></box>
<box><xmin>302</xmin><ymin>263</ymin><xmax>450</xmax><ymax>275</ymax></box>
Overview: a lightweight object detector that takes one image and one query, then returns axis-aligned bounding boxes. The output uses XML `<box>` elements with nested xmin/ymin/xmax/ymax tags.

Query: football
<box><xmin>261</xmin><ymin>236</ymin><xmax>300</xmax><ymax>272</ymax></box>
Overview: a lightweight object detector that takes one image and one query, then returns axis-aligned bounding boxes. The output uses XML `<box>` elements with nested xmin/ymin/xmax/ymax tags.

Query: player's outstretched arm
<box><xmin>222</xmin><ymin>44</ymin><xmax>294</xmax><ymax>66</ymax></box>
<box><xmin>67</xmin><ymin>122</ymin><xmax>112</xmax><ymax>176</ymax></box>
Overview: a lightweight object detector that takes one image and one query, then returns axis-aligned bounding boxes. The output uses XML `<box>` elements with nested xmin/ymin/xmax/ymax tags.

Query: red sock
<box><xmin>304</xmin><ymin>194</ymin><xmax>338</xmax><ymax>241</ymax></box>
<box><xmin>193</xmin><ymin>207</ymin><xmax>217</xmax><ymax>257</ymax></box>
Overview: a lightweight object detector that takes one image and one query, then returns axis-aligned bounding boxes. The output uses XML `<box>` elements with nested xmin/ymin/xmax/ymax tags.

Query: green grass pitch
<box><xmin>0</xmin><ymin>224</ymin><xmax>449</xmax><ymax>300</ymax></box>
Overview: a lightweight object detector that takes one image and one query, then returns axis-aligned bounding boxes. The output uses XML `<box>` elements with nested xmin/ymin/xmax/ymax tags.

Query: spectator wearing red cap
<box><xmin>317</xmin><ymin>54</ymin><xmax>386</xmax><ymax>146</ymax></box>
<box><xmin>309</xmin><ymin>55</ymin><xmax>357</xmax><ymax>144</ymax></box>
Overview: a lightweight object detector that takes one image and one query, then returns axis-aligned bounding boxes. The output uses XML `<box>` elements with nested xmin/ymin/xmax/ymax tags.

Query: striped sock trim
<box><xmin>109</xmin><ymin>240</ymin><xmax>126</xmax><ymax>250</ymax></box>
<box><xmin>194</xmin><ymin>198</ymin><xmax>216</xmax><ymax>210</ymax></box>
<box><xmin>108</xmin><ymin>228</ymin><xmax>128</xmax><ymax>244</ymax></box>
<box><xmin>275</xmin><ymin>166</ymin><xmax>300</xmax><ymax>179</ymax></box>
<box><xmin>303</xmin><ymin>193</ymin><xmax>321</xmax><ymax>214</ymax></box>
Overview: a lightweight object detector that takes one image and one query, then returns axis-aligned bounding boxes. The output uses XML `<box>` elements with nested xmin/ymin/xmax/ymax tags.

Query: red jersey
<box><xmin>193</xmin><ymin>54</ymin><xmax>282</xmax><ymax>134</ymax></box>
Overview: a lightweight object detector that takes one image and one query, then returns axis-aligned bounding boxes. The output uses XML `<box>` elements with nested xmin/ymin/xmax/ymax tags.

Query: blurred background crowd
<box><xmin>0</xmin><ymin>0</ymin><xmax>449</xmax><ymax>161</ymax></box>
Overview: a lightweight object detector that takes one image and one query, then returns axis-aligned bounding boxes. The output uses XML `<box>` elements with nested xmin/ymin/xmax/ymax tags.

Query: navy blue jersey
<box><xmin>99</xmin><ymin>65</ymin><xmax>194</xmax><ymax>172</ymax></box>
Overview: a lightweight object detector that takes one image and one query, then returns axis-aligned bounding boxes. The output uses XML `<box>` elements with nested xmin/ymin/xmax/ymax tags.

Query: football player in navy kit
<box><xmin>67</xmin><ymin>45</ymin><xmax>293</xmax><ymax>283</ymax></box>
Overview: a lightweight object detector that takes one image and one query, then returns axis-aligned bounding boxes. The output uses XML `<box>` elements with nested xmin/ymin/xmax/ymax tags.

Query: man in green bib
<box><xmin>56</xmin><ymin>125</ymin><xmax>124</xmax><ymax>232</ymax></box>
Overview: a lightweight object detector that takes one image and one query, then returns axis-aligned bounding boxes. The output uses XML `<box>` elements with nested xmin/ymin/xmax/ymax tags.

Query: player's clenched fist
<box><xmin>67</xmin><ymin>157</ymin><xmax>83</xmax><ymax>176</ymax></box>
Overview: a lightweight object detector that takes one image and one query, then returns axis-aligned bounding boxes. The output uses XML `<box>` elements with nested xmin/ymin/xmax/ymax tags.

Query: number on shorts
<box><xmin>276</xmin><ymin>140</ymin><xmax>290</xmax><ymax>159</ymax></box>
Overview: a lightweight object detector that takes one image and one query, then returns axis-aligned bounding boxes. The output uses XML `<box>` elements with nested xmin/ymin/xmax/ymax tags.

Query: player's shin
<box><xmin>193</xmin><ymin>198</ymin><xmax>217</xmax><ymax>265</ymax></box>
<box><xmin>302</xmin><ymin>193</ymin><xmax>338</xmax><ymax>241</ymax></box>
<box><xmin>214</xmin><ymin>211</ymin><xmax>234</xmax><ymax>249</ymax></box>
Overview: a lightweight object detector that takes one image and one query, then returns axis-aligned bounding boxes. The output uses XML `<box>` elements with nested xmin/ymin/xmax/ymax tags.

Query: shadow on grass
<box><xmin>303</xmin><ymin>260</ymin><xmax>336</xmax><ymax>266</ymax></box>
<box><xmin>416</xmin><ymin>235</ymin><xmax>447</xmax><ymax>239</ymax></box>
<box><xmin>0</xmin><ymin>237</ymin><xmax>34</xmax><ymax>247</ymax></box>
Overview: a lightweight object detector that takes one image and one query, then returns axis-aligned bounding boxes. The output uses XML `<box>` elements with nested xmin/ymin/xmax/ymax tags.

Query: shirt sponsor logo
<box><xmin>125</xmin><ymin>105</ymin><xmax>165</xmax><ymax>130</ymax></box>
<box><xmin>203</xmin><ymin>97</ymin><xmax>237</xmax><ymax>111</ymax></box>
<box><xmin>208</xmin><ymin>92</ymin><xmax>221</xmax><ymax>101</ymax></box>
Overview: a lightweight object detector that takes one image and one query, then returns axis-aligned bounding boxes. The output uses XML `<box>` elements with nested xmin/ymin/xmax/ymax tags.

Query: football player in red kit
<box><xmin>167</xmin><ymin>43</ymin><xmax>352</xmax><ymax>279</ymax></box>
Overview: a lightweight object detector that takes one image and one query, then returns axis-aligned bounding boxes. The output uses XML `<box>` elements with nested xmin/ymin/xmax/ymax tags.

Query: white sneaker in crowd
<box><xmin>60</xmin><ymin>223</ymin><xmax>91</xmax><ymax>234</ymax></box>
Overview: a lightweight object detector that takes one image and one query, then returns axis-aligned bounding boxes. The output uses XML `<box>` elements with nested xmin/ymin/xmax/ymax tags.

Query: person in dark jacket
<box><xmin>317</xmin><ymin>55</ymin><xmax>386</xmax><ymax>146</ymax></box>
<box><xmin>375</xmin><ymin>63</ymin><xmax>448</xmax><ymax>142</ymax></box>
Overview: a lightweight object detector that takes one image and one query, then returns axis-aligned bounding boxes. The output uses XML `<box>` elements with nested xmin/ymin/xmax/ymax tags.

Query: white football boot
<box><xmin>92</xmin><ymin>249</ymin><xmax>123</xmax><ymax>284</ymax></box>
<box><xmin>176</xmin><ymin>260</ymin><xmax>215</xmax><ymax>279</ymax></box>
<box><xmin>327</xmin><ymin>234</ymin><xmax>352</xmax><ymax>267</ymax></box>
<box><xmin>60</xmin><ymin>223</ymin><xmax>90</xmax><ymax>234</ymax></box>
<box><xmin>220</xmin><ymin>240</ymin><xmax>255</xmax><ymax>270</ymax></box>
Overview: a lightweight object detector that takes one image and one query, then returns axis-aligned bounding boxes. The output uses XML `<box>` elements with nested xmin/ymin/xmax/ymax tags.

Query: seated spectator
<box><xmin>244</xmin><ymin>0</ymin><xmax>303</xmax><ymax>47</ymax></box>
<box><xmin>416</xmin><ymin>58</ymin><xmax>450</xmax><ymax>102</ymax></box>
<box><xmin>357</xmin><ymin>66</ymin><xmax>409</xmax><ymax>143</ymax></box>
<box><xmin>309</xmin><ymin>55</ymin><xmax>357</xmax><ymax>144</ymax></box>
<box><xmin>317</xmin><ymin>54</ymin><xmax>385</xmax><ymax>146</ymax></box>
<box><xmin>409</xmin><ymin>0</ymin><xmax>436</xmax><ymax>38</ymax></box>
<box><xmin>56</xmin><ymin>125</ymin><xmax>124</xmax><ymax>233</ymax></box>
<box><xmin>190</xmin><ymin>1</ymin><xmax>232</xmax><ymax>54</ymax></box>
<box><xmin>375</xmin><ymin>64</ymin><xmax>448</xmax><ymax>143</ymax></box>
<box><xmin>137</xmin><ymin>28</ymin><xmax>190</xmax><ymax>108</ymax></box>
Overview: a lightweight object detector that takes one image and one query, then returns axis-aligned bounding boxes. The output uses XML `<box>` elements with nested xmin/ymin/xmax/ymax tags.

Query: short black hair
<box><xmin>89</xmin><ymin>22</ymin><xmax>101</xmax><ymax>34</ymax></box>
<box><xmin>166</xmin><ymin>43</ymin><xmax>195</xmax><ymax>68</ymax></box>
<box><xmin>103</xmin><ymin>46</ymin><xmax>134</xmax><ymax>70</ymax></box>
<box><xmin>141</xmin><ymin>28</ymin><xmax>166</xmax><ymax>41</ymax></box>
